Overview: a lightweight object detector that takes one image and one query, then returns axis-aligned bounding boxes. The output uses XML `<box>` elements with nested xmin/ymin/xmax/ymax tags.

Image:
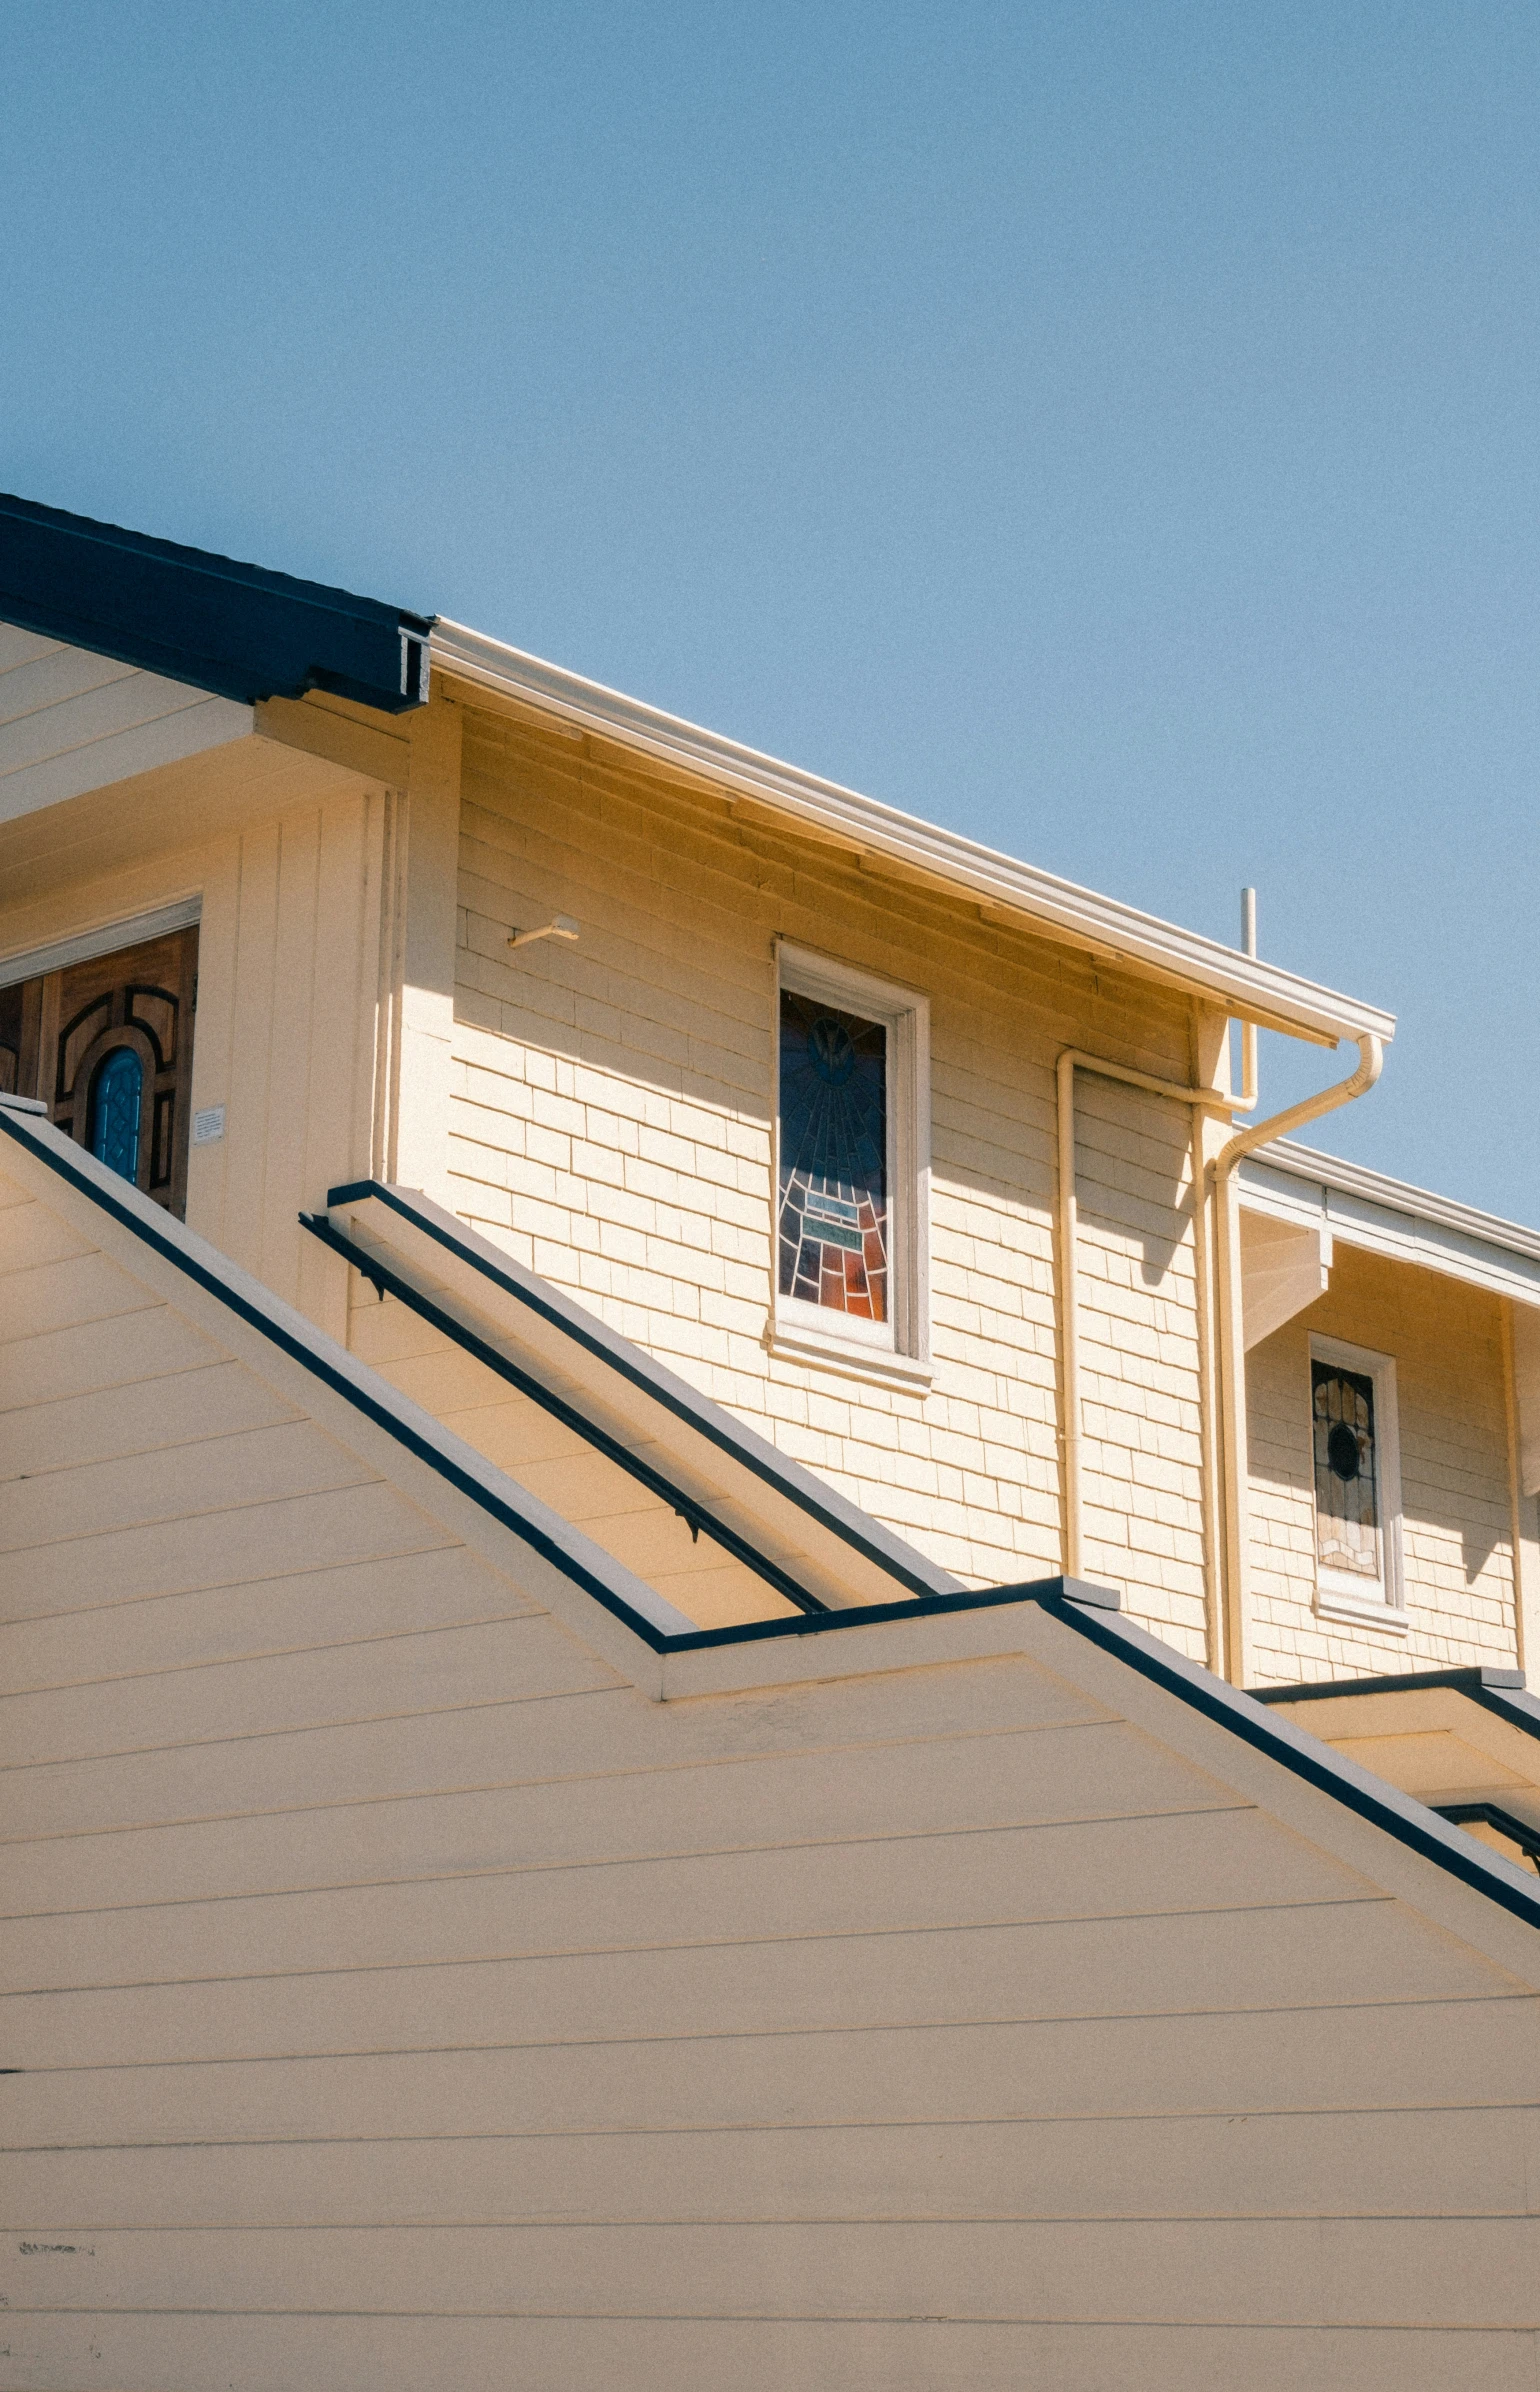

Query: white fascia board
<box><xmin>1241</xmin><ymin>1139</ymin><xmax>1540</xmax><ymax>1309</ymax></box>
<box><xmin>431</xmin><ymin>619</ymin><xmax>1396</xmax><ymax>1051</ymax></box>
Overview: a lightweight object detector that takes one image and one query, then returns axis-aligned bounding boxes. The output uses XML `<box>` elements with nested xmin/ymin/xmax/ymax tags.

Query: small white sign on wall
<box><xmin>192</xmin><ymin>1105</ymin><xmax>226</xmax><ymax>1146</ymax></box>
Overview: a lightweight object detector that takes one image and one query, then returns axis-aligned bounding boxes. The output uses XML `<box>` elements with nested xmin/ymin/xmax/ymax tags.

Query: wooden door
<box><xmin>0</xmin><ymin>926</ymin><xmax>198</xmax><ymax>1217</ymax></box>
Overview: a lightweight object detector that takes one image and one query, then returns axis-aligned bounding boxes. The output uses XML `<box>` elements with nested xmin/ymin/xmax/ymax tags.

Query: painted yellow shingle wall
<box><xmin>1246</xmin><ymin>1244</ymin><xmax>1518</xmax><ymax>1684</ymax></box>
<box><xmin>448</xmin><ymin>701</ymin><xmax>1214</xmax><ymax>1652</ymax></box>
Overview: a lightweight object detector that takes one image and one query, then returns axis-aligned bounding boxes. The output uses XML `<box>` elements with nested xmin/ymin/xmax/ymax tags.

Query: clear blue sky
<box><xmin>5</xmin><ymin>5</ymin><xmax>1536</xmax><ymax>1217</ymax></box>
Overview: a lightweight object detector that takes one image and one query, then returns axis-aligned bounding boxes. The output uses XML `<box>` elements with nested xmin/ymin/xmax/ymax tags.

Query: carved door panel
<box><xmin>0</xmin><ymin>926</ymin><xmax>198</xmax><ymax>1216</ymax></box>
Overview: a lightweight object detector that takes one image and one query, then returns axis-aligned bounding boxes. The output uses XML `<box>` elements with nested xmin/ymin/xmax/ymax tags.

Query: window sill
<box><xmin>1313</xmin><ymin>1584</ymin><xmax>1410</xmax><ymax>1635</ymax></box>
<box><xmin>766</xmin><ymin>1317</ymin><xmax>934</xmax><ymax>1394</ymax></box>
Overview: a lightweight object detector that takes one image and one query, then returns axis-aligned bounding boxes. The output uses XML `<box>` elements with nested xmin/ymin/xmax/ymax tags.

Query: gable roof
<box><xmin>0</xmin><ymin>492</ymin><xmax>432</xmax><ymax>716</ymax></box>
<box><xmin>4</xmin><ymin>1090</ymin><xmax>1537</xmax><ymax>1943</ymax></box>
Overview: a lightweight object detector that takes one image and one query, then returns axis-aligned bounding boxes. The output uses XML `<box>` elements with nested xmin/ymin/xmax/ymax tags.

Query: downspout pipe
<box><xmin>1210</xmin><ymin>1032</ymin><xmax>1384</xmax><ymax>1684</ymax></box>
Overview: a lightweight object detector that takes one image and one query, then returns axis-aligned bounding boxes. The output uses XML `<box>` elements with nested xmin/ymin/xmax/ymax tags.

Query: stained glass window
<box><xmin>1312</xmin><ymin>1358</ymin><xmax>1379</xmax><ymax>1578</ymax></box>
<box><xmin>778</xmin><ymin>989</ymin><xmax>888</xmax><ymax>1320</ymax></box>
<box><xmin>90</xmin><ymin>1046</ymin><xmax>143</xmax><ymax>1186</ymax></box>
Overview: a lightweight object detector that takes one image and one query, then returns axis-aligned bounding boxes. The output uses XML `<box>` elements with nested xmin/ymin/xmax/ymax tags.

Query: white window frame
<box><xmin>769</xmin><ymin>940</ymin><xmax>931</xmax><ymax>1391</ymax></box>
<box><xmin>1308</xmin><ymin>1331</ymin><xmax>1407</xmax><ymax>1633</ymax></box>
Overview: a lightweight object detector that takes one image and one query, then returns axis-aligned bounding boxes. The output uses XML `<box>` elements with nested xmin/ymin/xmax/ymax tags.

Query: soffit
<box><xmin>1239</xmin><ymin>1140</ymin><xmax>1540</xmax><ymax>1310</ymax></box>
<box><xmin>432</xmin><ymin>619</ymin><xmax>1396</xmax><ymax>1051</ymax></box>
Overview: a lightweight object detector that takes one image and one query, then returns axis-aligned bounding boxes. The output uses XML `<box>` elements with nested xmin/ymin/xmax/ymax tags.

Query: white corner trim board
<box><xmin>430</xmin><ymin>618</ymin><xmax>1396</xmax><ymax>1050</ymax></box>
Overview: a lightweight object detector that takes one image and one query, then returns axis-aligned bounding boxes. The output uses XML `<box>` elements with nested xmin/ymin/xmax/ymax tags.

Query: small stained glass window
<box><xmin>778</xmin><ymin>989</ymin><xmax>888</xmax><ymax>1320</ymax></box>
<box><xmin>1312</xmin><ymin>1358</ymin><xmax>1379</xmax><ymax>1579</ymax></box>
<box><xmin>90</xmin><ymin>1046</ymin><xmax>143</xmax><ymax>1186</ymax></box>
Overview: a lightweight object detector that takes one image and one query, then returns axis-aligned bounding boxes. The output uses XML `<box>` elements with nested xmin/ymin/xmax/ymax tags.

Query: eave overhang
<box><xmin>1240</xmin><ymin>1137</ymin><xmax>1540</xmax><ymax>1308</ymax></box>
<box><xmin>0</xmin><ymin>493</ymin><xmax>433</xmax><ymax>716</ymax></box>
<box><xmin>432</xmin><ymin>617</ymin><xmax>1397</xmax><ymax>1051</ymax></box>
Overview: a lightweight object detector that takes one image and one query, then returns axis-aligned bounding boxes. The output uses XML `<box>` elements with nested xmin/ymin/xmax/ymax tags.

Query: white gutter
<box><xmin>431</xmin><ymin>619</ymin><xmax>1396</xmax><ymax>1051</ymax></box>
<box><xmin>1240</xmin><ymin>1138</ymin><xmax>1540</xmax><ymax>1306</ymax></box>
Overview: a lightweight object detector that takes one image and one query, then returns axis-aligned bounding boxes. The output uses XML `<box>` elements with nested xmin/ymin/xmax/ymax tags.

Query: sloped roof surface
<box><xmin>0</xmin><ymin>492</ymin><xmax>432</xmax><ymax>714</ymax></box>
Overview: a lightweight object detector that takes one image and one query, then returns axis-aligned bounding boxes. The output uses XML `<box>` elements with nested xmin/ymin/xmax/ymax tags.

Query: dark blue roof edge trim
<box><xmin>1043</xmin><ymin>1598</ymin><xmax>1540</xmax><ymax>1934</ymax></box>
<box><xmin>0</xmin><ymin>492</ymin><xmax>433</xmax><ymax>715</ymax></box>
<box><xmin>1255</xmin><ymin>1665</ymin><xmax>1526</xmax><ymax>1699</ymax></box>
<box><xmin>1435</xmin><ymin>1801</ymin><xmax>1540</xmax><ymax>1862</ymax></box>
<box><xmin>9</xmin><ymin>1104</ymin><xmax>1535</xmax><ymax>1933</ymax></box>
<box><xmin>1255</xmin><ymin>1664</ymin><xmax>1540</xmax><ymax>1742</ymax></box>
<box><xmin>326</xmin><ymin>1177</ymin><xmax>959</xmax><ymax>1601</ymax></box>
<box><xmin>0</xmin><ymin>1103</ymin><xmax>1083</xmax><ymax>1661</ymax></box>
<box><xmin>0</xmin><ymin>1105</ymin><xmax>683</xmax><ymax>1649</ymax></box>
<box><xmin>660</xmin><ymin>1575</ymin><xmax>1120</xmax><ymax>1652</ymax></box>
<box><xmin>302</xmin><ymin>1209</ymin><xmax>830</xmax><ymax>1618</ymax></box>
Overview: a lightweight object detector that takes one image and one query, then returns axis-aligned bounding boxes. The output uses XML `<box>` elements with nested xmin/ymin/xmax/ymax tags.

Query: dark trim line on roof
<box><xmin>1434</xmin><ymin>1802</ymin><xmax>1540</xmax><ymax>1868</ymax></box>
<box><xmin>654</xmin><ymin>1575</ymin><xmax>1119</xmax><ymax>1652</ymax></box>
<box><xmin>6</xmin><ymin>1097</ymin><xmax>1537</xmax><ymax>1935</ymax></box>
<box><xmin>1255</xmin><ymin>1665</ymin><xmax>1540</xmax><ymax>1744</ymax></box>
<box><xmin>1048</xmin><ymin>1602</ymin><xmax>1540</xmax><ymax>1934</ymax></box>
<box><xmin>302</xmin><ymin>1208</ymin><xmax>829</xmax><ymax>1617</ymax></box>
<box><xmin>325</xmin><ymin>1178</ymin><xmax>957</xmax><ymax>1602</ymax></box>
<box><xmin>0</xmin><ymin>1100</ymin><xmax>991</xmax><ymax>1655</ymax></box>
<box><xmin>0</xmin><ymin>492</ymin><xmax>433</xmax><ymax>714</ymax></box>
<box><xmin>0</xmin><ymin>1103</ymin><xmax>679</xmax><ymax>1645</ymax></box>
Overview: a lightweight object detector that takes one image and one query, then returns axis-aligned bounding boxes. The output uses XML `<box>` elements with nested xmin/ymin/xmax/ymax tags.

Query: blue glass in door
<box><xmin>90</xmin><ymin>1046</ymin><xmax>143</xmax><ymax>1184</ymax></box>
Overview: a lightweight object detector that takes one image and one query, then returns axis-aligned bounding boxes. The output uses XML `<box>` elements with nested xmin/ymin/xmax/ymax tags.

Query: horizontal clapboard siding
<box><xmin>15</xmin><ymin>2103</ymin><xmax>1534</xmax><ymax>2224</ymax></box>
<box><xmin>348</xmin><ymin>1288</ymin><xmax>800</xmax><ymax>1629</ymax></box>
<box><xmin>12</xmin><ymin>1995</ymin><xmax>1538</xmax><ymax>2148</ymax></box>
<box><xmin>2</xmin><ymin>1159</ymin><xmax>1538</xmax><ymax>2389</ymax></box>
<box><xmin>0</xmin><ymin>1719</ymin><xmax>1240</xmax><ymax>1924</ymax></box>
<box><xmin>1</xmin><ymin>2318</ymin><xmax>1528</xmax><ymax>2392</ymax></box>
<box><xmin>0</xmin><ymin>625</ymin><xmax>252</xmax><ymax>821</ymax></box>
<box><xmin>4</xmin><ymin>2215</ymin><xmax>1538</xmax><ymax>2326</ymax></box>
<box><xmin>0</xmin><ymin>1900</ymin><xmax>1497</xmax><ymax>2075</ymax></box>
<box><xmin>0</xmin><ymin>1544</ymin><xmax>532</xmax><ymax>1690</ymax></box>
<box><xmin>2</xmin><ymin>1809</ymin><xmax>1373</xmax><ymax>1995</ymax></box>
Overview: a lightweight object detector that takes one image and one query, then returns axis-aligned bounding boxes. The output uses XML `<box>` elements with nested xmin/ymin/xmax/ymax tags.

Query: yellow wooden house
<box><xmin>2</xmin><ymin>493</ymin><xmax>1537</xmax><ymax>2387</ymax></box>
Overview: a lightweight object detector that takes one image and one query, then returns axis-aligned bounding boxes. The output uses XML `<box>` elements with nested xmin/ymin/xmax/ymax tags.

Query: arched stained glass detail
<box><xmin>778</xmin><ymin>990</ymin><xmax>888</xmax><ymax>1319</ymax></box>
<box><xmin>90</xmin><ymin>1046</ymin><xmax>143</xmax><ymax>1185</ymax></box>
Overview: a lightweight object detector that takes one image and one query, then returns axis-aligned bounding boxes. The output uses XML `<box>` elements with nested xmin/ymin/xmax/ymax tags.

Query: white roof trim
<box><xmin>1240</xmin><ymin>1138</ymin><xmax>1540</xmax><ymax>1309</ymax></box>
<box><xmin>431</xmin><ymin>618</ymin><xmax>1395</xmax><ymax>1050</ymax></box>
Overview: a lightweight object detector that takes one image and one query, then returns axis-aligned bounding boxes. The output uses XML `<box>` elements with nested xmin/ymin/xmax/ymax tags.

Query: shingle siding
<box><xmin>448</xmin><ymin>704</ymin><xmax>1213</xmax><ymax>1649</ymax></box>
<box><xmin>1247</xmin><ymin>1243</ymin><xmax>1519</xmax><ymax>1682</ymax></box>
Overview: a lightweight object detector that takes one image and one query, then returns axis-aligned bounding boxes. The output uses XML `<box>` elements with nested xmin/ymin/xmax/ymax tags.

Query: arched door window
<box><xmin>89</xmin><ymin>1046</ymin><xmax>144</xmax><ymax>1184</ymax></box>
<box><xmin>0</xmin><ymin>922</ymin><xmax>197</xmax><ymax>1216</ymax></box>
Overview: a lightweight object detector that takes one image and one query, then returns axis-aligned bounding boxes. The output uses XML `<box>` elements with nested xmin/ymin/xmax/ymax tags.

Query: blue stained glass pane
<box><xmin>90</xmin><ymin>1047</ymin><xmax>142</xmax><ymax>1184</ymax></box>
<box><xmin>777</xmin><ymin>990</ymin><xmax>888</xmax><ymax>1320</ymax></box>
